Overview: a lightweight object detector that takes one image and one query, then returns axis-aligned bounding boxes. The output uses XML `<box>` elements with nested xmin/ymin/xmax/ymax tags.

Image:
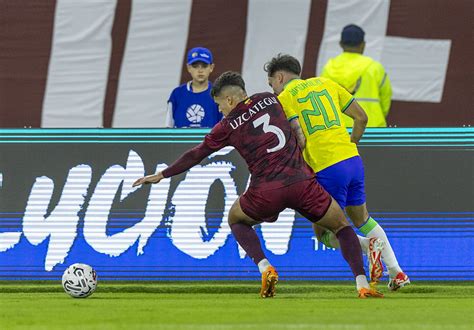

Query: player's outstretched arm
<box><xmin>344</xmin><ymin>101</ymin><xmax>367</xmax><ymax>144</ymax></box>
<box><xmin>133</xmin><ymin>142</ymin><xmax>216</xmax><ymax>187</ymax></box>
<box><xmin>133</xmin><ymin>172</ymin><xmax>164</xmax><ymax>187</ymax></box>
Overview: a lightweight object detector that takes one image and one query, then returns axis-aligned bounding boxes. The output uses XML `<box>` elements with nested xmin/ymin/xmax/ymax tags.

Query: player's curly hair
<box><xmin>264</xmin><ymin>54</ymin><xmax>301</xmax><ymax>77</ymax></box>
<box><xmin>211</xmin><ymin>71</ymin><xmax>246</xmax><ymax>97</ymax></box>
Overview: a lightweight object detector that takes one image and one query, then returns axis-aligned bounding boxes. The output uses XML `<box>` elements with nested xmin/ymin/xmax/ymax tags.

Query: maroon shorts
<box><xmin>239</xmin><ymin>178</ymin><xmax>332</xmax><ymax>223</ymax></box>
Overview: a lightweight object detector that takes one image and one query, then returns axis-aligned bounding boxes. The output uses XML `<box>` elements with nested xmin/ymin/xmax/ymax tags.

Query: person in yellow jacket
<box><xmin>321</xmin><ymin>24</ymin><xmax>392</xmax><ymax>127</ymax></box>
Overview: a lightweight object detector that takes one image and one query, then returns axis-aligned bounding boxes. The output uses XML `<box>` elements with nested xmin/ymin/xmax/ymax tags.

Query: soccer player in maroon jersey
<box><xmin>133</xmin><ymin>71</ymin><xmax>383</xmax><ymax>299</ymax></box>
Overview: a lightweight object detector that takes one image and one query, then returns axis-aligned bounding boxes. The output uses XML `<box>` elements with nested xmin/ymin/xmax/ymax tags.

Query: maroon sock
<box><xmin>336</xmin><ymin>226</ymin><xmax>365</xmax><ymax>277</ymax></box>
<box><xmin>230</xmin><ymin>223</ymin><xmax>266</xmax><ymax>264</ymax></box>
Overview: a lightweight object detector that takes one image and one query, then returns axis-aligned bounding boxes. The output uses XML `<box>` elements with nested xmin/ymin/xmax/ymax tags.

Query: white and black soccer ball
<box><xmin>186</xmin><ymin>104</ymin><xmax>205</xmax><ymax>123</ymax></box>
<box><xmin>62</xmin><ymin>263</ymin><xmax>97</xmax><ymax>298</ymax></box>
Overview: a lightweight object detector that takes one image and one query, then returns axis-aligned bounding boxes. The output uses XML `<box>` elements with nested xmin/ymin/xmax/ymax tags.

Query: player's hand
<box><xmin>132</xmin><ymin>172</ymin><xmax>164</xmax><ymax>187</ymax></box>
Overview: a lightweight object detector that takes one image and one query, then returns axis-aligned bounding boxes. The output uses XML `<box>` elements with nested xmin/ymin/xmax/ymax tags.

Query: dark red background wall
<box><xmin>0</xmin><ymin>0</ymin><xmax>472</xmax><ymax>127</ymax></box>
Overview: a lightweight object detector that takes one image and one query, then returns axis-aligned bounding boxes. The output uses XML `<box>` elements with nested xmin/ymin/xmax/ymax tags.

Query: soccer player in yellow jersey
<box><xmin>264</xmin><ymin>54</ymin><xmax>409</xmax><ymax>291</ymax></box>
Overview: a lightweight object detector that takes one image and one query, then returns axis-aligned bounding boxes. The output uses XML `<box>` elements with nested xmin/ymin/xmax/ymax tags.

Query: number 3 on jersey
<box><xmin>253</xmin><ymin>113</ymin><xmax>286</xmax><ymax>153</ymax></box>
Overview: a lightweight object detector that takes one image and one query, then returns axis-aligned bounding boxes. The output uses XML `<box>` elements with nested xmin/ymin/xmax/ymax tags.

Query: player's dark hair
<box><xmin>264</xmin><ymin>54</ymin><xmax>301</xmax><ymax>77</ymax></box>
<box><xmin>211</xmin><ymin>71</ymin><xmax>246</xmax><ymax>97</ymax></box>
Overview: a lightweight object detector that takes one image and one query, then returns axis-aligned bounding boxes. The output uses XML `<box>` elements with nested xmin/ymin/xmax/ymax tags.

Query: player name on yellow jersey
<box><xmin>278</xmin><ymin>77</ymin><xmax>359</xmax><ymax>172</ymax></box>
<box><xmin>287</xmin><ymin>78</ymin><xmax>323</xmax><ymax>96</ymax></box>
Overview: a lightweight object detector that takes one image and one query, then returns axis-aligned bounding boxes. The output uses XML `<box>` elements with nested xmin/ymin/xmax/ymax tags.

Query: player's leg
<box><xmin>228</xmin><ymin>194</ymin><xmax>279</xmax><ymax>298</ymax></box>
<box><xmin>346</xmin><ymin>204</ymin><xmax>410</xmax><ymax>290</ymax></box>
<box><xmin>312</xmin><ymin>199</ymin><xmax>373</xmax><ymax>293</ymax></box>
<box><xmin>291</xmin><ymin>180</ymin><xmax>382</xmax><ymax>298</ymax></box>
<box><xmin>315</xmin><ymin>223</ymin><xmax>371</xmax><ymax>252</ymax></box>
<box><xmin>314</xmin><ymin>221</ymin><xmax>384</xmax><ymax>284</ymax></box>
<box><xmin>228</xmin><ymin>197</ymin><xmax>268</xmax><ymax>270</ymax></box>
<box><xmin>345</xmin><ymin>156</ymin><xmax>409</xmax><ymax>290</ymax></box>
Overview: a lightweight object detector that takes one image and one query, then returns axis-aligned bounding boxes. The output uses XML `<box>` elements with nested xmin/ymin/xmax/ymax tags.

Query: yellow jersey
<box><xmin>278</xmin><ymin>77</ymin><xmax>359</xmax><ymax>172</ymax></box>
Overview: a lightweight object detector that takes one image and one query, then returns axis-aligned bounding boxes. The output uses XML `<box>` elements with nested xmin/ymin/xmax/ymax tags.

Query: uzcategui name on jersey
<box><xmin>229</xmin><ymin>96</ymin><xmax>278</xmax><ymax>130</ymax></box>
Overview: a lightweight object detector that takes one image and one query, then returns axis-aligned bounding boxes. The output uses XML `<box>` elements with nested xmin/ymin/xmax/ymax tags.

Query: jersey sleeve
<box><xmin>161</xmin><ymin>142</ymin><xmax>212</xmax><ymax>178</ymax></box>
<box><xmin>165</xmin><ymin>102</ymin><xmax>174</xmax><ymax>128</ymax></box>
<box><xmin>168</xmin><ymin>87</ymin><xmax>177</xmax><ymax>104</ymax></box>
<box><xmin>162</xmin><ymin>122</ymin><xmax>230</xmax><ymax>178</ymax></box>
<box><xmin>163</xmin><ymin>122</ymin><xmax>230</xmax><ymax>178</ymax></box>
<box><xmin>204</xmin><ymin>121</ymin><xmax>230</xmax><ymax>150</ymax></box>
<box><xmin>277</xmin><ymin>92</ymin><xmax>298</xmax><ymax>121</ymax></box>
<box><xmin>326</xmin><ymin>78</ymin><xmax>354</xmax><ymax>113</ymax></box>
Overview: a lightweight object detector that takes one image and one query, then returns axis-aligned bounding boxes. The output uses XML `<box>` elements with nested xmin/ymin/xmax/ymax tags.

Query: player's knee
<box><xmin>228</xmin><ymin>204</ymin><xmax>239</xmax><ymax>226</ymax></box>
<box><xmin>328</xmin><ymin>215</ymin><xmax>350</xmax><ymax>233</ymax></box>
<box><xmin>335</xmin><ymin>215</ymin><xmax>350</xmax><ymax>229</ymax></box>
<box><xmin>228</xmin><ymin>198</ymin><xmax>247</xmax><ymax>226</ymax></box>
<box><xmin>318</xmin><ymin>198</ymin><xmax>350</xmax><ymax>232</ymax></box>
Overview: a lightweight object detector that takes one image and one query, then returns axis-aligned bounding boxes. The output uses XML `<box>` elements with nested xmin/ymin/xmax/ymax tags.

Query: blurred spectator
<box><xmin>166</xmin><ymin>47</ymin><xmax>222</xmax><ymax>128</ymax></box>
<box><xmin>321</xmin><ymin>24</ymin><xmax>392</xmax><ymax>127</ymax></box>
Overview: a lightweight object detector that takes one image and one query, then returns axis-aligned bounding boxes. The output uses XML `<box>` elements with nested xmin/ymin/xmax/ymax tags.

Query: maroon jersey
<box><xmin>162</xmin><ymin>92</ymin><xmax>314</xmax><ymax>190</ymax></box>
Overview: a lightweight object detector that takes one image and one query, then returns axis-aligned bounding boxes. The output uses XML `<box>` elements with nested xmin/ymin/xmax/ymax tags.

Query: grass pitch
<box><xmin>0</xmin><ymin>281</ymin><xmax>472</xmax><ymax>330</ymax></box>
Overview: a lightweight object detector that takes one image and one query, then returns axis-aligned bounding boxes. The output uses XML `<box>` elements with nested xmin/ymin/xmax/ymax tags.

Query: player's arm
<box><xmin>277</xmin><ymin>94</ymin><xmax>305</xmax><ymax>149</ymax></box>
<box><xmin>344</xmin><ymin>100</ymin><xmax>367</xmax><ymax>144</ymax></box>
<box><xmin>289</xmin><ymin>117</ymin><xmax>306</xmax><ymax>150</ymax></box>
<box><xmin>133</xmin><ymin>123</ymin><xmax>228</xmax><ymax>187</ymax></box>
<box><xmin>132</xmin><ymin>142</ymin><xmax>215</xmax><ymax>187</ymax></box>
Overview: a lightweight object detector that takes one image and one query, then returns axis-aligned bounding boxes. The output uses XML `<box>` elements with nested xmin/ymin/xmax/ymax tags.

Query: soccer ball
<box><xmin>62</xmin><ymin>263</ymin><xmax>97</xmax><ymax>298</ymax></box>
